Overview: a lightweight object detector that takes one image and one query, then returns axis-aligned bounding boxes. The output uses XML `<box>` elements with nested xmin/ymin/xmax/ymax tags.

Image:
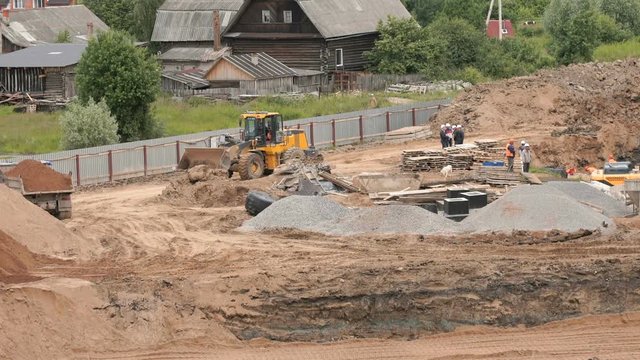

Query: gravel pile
<box><xmin>242</xmin><ymin>196</ymin><xmax>457</xmax><ymax>236</ymax></box>
<box><xmin>463</xmin><ymin>185</ymin><xmax>616</xmax><ymax>233</ymax></box>
<box><xmin>547</xmin><ymin>181</ymin><xmax>628</xmax><ymax>217</ymax></box>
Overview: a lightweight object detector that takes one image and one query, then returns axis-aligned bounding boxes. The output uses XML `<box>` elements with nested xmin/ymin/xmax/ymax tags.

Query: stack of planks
<box><xmin>401</xmin><ymin>149</ymin><xmax>446</xmax><ymax>172</ymax></box>
<box><xmin>473</xmin><ymin>139</ymin><xmax>504</xmax><ymax>162</ymax></box>
<box><xmin>385</xmin><ymin>126</ymin><xmax>432</xmax><ymax>143</ymax></box>
<box><xmin>475</xmin><ymin>165</ymin><xmax>525</xmax><ymax>186</ymax></box>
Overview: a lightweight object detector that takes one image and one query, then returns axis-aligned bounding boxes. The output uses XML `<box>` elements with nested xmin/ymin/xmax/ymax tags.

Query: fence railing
<box><xmin>3</xmin><ymin>100</ymin><xmax>451</xmax><ymax>186</ymax></box>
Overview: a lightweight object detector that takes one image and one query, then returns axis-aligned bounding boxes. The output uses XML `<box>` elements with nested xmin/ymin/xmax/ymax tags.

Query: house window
<box><xmin>262</xmin><ymin>10</ymin><xmax>272</xmax><ymax>23</ymax></box>
<box><xmin>335</xmin><ymin>48</ymin><xmax>344</xmax><ymax>67</ymax></box>
<box><xmin>34</xmin><ymin>0</ymin><xmax>44</xmax><ymax>7</ymax></box>
<box><xmin>283</xmin><ymin>10</ymin><xmax>292</xmax><ymax>23</ymax></box>
<box><xmin>13</xmin><ymin>0</ymin><xmax>24</xmax><ymax>8</ymax></box>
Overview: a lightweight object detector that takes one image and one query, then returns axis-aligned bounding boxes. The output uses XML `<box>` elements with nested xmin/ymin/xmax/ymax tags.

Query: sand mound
<box><xmin>0</xmin><ymin>229</ymin><xmax>37</xmax><ymax>278</ymax></box>
<box><xmin>435</xmin><ymin>59</ymin><xmax>640</xmax><ymax>167</ymax></box>
<box><xmin>463</xmin><ymin>185</ymin><xmax>615</xmax><ymax>233</ymax></box>
<box><xmin>0</xmin><ymin>185</ymin><xmax>97</xmax><ymax>260</ymax></box>
<box><xmin>6</xmin><ymin>159</ymin><xmax>72</xmax><ymax>192</ymax></box>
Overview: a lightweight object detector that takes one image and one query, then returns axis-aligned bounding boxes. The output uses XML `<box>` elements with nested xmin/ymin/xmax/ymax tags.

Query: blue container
<box><xmin>482</xmin><ymin>161</ymin><xmax>505</xmax><ymax>167</ymax></box>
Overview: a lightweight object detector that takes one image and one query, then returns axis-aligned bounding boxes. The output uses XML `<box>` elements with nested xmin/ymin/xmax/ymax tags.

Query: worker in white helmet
<box><xmin>444</xmin><ymin>123</ymin><xmax>453</xmax><ymax>147</ymax></box>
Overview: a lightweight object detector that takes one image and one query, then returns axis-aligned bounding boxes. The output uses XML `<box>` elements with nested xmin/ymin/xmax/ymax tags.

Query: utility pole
<box><xmin>486</xmin><ymin>0</ymin><xmax>495</xmax><ymax>27</ymax></box>
<box><xmin>498</xmin><ymin>0</ymin><xmax>503</xmax><ymax>41</ymax></box>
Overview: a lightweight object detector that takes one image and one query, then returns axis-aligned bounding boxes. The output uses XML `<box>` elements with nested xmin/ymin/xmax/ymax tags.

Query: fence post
<box><xmin>297</xmin><ymin>123</ymin><xmax>301</xmax><ymax>130</ymax></box>
<box><xmin>331</xmin><ymin>119</ymin><xmax>336</xmax><ymax>147</ymax></box>
<box><xmin>412</xmin><ymin>108</ymin><xmax>417</xmax><ymax>126</ymax></box>
<box><xmin>143</xmin><ymin>145</ymin><xmax>148</xmax><ymax>176</ymax></box>
<box><xmin>175</xmin><ymin>141</ymin><xmax>180</xmax><ymax>165</ymax></box>
<box><xmin>107</xmin><ymin>150</ymin><xmax>113</xmax><ymax>182</ymax></box>
<box><xmin>359</xmin><ymin>115</ymin><xmax>364</xmax><ymax>143</ymax></box>
<box><xmin>75</xmin><ymin>155</ymin><xmax>81</xmax><ymax>186</ymax></box>
<box><xmin>309</xmin><ymin>122</ymin><xmax>315</xmax><ymax>147</ymax></box>
<box><xmin>386</xmin><ymin>111</ymin><xmax>391</xmax><ymax>132</ymax></box>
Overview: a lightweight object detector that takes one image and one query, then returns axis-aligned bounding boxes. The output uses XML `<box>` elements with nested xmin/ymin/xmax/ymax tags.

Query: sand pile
<box><xmin>548</xmin><ymin>181</ymin><xmax>629</xmax><ymax>217</ymax></box>
<box><xmin>0</xmin><ymin>229</ymin><xmax>38</xmax><ymax>279</ymax></box>
<box><xmin>161</xmin><ymin>165</ymin><xmax>277</xmax><ymax>208</ymax></box>
<box><xmin>6</xmin><ymin>160</ymin><xmax>72</xmax><ymax>192</ymax></box>
<box><xmin>0</xmin><ymin>184</ymin><xmax>97</xmax><ymax>260</ymax></box>
<box><xmin>242</xmin><ymin>196</ymin><xmax>457</xmax><ymax>236</ymax></box>
<box><xmin>463</xmin><ymin>185</ymin><xmax>615</xmax><ymax>233</ymax></box>
<box><xmin>435</xmin><ymin>59</ymin><xmax>640</xmax><ymax>167</ymax></box>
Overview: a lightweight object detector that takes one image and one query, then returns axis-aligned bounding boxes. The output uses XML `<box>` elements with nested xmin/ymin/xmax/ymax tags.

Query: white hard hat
<box><xmin>440</xmin><ymin>124</ymin><xmax>445</xmax><ymax>129</ymax></box>
<box><xmin>446</xmin><ymin>123</ymin><xmax>451</xmax><ymax>127</ymax></box>
<box><xmin>521</xmin><ymin>140</ymin><xmax>526</xmax><ymax>145</ymax></box>
<box><xmin>525</xmin><ymin>143</ymin><xmax>530</xmax><ymax>147</ymax></box>
<box><xmin>457</xmin><ymin>125</ymin><xmax>462</xmax><ymax>128</ymax></box>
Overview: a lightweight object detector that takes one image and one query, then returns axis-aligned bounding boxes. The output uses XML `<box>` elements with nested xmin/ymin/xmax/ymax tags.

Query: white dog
<box><xmin>440</xmin><ymin>165</ymin><xmax>453</xmax><ymax>179</ymax></box>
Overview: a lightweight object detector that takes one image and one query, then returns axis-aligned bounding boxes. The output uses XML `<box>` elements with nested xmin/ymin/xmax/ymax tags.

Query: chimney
<box><xmin>251</xmin><ymin>54</ymin><xmax>259</xmax><ymax>66</ymax></box>
<box><xmin>213</xmin><ymin>10</ymin><xmax>221</xmax><ymax>51</ymax></box>
<box><xmin>87</xmin><ymin>21</ymin><xmax>94</xmax><ymax>39</ymax></box>
<box><xmin>2</xmin><ymin>9</ymin><xmax>8</xmax><ymax>19</ymax></box>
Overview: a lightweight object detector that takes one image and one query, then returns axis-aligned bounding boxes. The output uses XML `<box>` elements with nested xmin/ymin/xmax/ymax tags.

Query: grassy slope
<box><xmin>594</xmin><ymin>37</ymin><xmax>640</xmax><ymax>62</ymax></box>
<box><xmin>0</xmin><ymin>92</ymin><xmax>450</xmax><ymax>155</ymax></box>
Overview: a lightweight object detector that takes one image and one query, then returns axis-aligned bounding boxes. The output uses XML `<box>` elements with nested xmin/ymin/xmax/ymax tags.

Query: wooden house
<box><xmin>1</xmin><ymin>0</ymin><xmax>76</xmax><ymax>14</ymax></box>
<box><xmin>0</xmin><ymin>5</ymin><xmax>108</xmax><ymax>53</ymax></box>
<box><xmin>0</xmin><ymin>43</ymin><xmax>85</xmax><ymax>99</ymax></box>
<box><xmin>222</xmin><ymin>0</ymin><xmax>411</xmax><ymax>72</ymax></box>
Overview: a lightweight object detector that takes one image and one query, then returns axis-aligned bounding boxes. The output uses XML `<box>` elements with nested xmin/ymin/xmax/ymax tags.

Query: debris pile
<box><xmin>387</xmin><ymin>80</ymin><xmax>472</xmax><ymax>94</ymax></box>
<box><xmin>463</xmin><ymin>185</ymin><xmax>616</xmax><ymax>233</ymax></box>
<box><xmin>242</xmin><ymin>195</ymin><xmax>458</xmax><ymax>236</ymax></box>
<box><xmin>274</xmin><ymin>160</ymin><xmax>359</xmax><ymax>194</ymax></box>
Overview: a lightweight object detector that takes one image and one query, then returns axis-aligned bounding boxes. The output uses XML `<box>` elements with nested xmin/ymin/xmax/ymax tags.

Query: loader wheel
<box><xmin>238</xmin><ymin>153</ymin><xmax>265</xmax><ymax>180</ymax></box>
<box><xmin>245</xmin><ymin>191</ymin><xmax>275</xmax><ymax>216</ymax></box>
<box><xmin>281</xmin><ymin>147</ymin><xmax>306</xmax><ymax>163</ymax></box>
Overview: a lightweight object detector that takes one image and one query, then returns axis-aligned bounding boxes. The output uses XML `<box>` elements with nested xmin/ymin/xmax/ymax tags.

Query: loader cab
<box><xmin>240</xmin><ymin>112</ymin><xmax>284</xmax><ymax>146</ymax></box>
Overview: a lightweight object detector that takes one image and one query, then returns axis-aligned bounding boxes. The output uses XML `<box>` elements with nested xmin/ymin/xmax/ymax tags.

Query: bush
<box><xmin>366</xmin><ymin>17</ymin><xmax>429</xmax><ymax>74</ymax></box>
<box><xmin>451</xmin><ymin>66</ymin><xmax>487</xmax><ymax>84</ymax></box>
<box><xmin>60</xmin><ymin>99</ymin><xmax>119</xmax><ymax>150</ymax></box>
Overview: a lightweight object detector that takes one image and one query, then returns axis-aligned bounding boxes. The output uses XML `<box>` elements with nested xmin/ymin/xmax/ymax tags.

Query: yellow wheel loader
<box><xmin>179</xmin><ymin>112</ymin><xmax>316</xmax><ymax>180</ymax></box>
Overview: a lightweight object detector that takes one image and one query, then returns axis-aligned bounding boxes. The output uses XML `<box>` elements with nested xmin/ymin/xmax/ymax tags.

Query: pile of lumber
<box><xmin>473</xmin><ymin>139</ymin><xmax>504</xmax><ymax>162</ymax></box>
<box><xmin>447</xmin><ymin>153</ymin><xmax>474</xmax><ymax>170</ymax></box>
<box><xmin>385</xmin><ymin>126</ymin><xmax>432</xmax><ymax>143</ymax></box>
<box><xmin>475</xmin><ymin>165</ymin><xmax>525</xmax><ymax>186</ymax></box>
<box><xmin>401</xmin><ymin>149</ymin><xmax>446</xmax><ymax>172</ymax></box>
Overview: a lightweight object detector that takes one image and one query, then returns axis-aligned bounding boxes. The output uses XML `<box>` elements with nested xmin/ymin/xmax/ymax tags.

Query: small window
<box><xmin>335</xmin><ymin>48</ymin><xmax>344</xmax><ymax>67</ymax></box>
<box><xmin>262</xmin><ymin>10</ymin><xmax>272</xmax><ymax>23</ymax></box>
<box><xmin>13</xmin><ymin>0</ymin><xmax>24</xmax><ymax>8</ymax></box>
<box><xmin>34</xmin><ymin>0</ymin><xmax>44</xmax><ymax>7</ymax></box>
<box><xmin>283</xmin><ymin>10</ymin><xmax>292</xmax><ymax>23</ymax></box>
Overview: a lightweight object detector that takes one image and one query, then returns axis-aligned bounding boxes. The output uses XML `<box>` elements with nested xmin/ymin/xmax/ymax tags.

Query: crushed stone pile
<box><xmin>6</xmin><ymin>160</ymin><xmax>72</xmax><ymax>192</ymax></box>
<box><xmin>435</xmin><ymin>59</ymin><xmax>640</xmax><ymax>167</ymax></box>
<box><xmin>242</xmin><ymin>196</ymin><xmax>457</xmax><ymax>236</ymax></box>
<box><xmin>463</xmin><ymin>185</ymin><xmax>616</xmax><ymax>234</ymax></box>
<box><xmin>548</xmin><ymin>181</ymin><xmax>628</xmax><ymax>217</ymax></box>
<box><xmin>0</xmin><ymin>184</ymin><xmax>94</xmax><ymax>260</ymax></box>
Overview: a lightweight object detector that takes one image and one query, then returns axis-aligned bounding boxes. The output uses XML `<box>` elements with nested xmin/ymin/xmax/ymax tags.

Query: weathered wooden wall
<box><xmin>205</xmin><ymin>59</ymin><xmax>254</xmax><ymax>81</ymax></box>
<box><xmin>0</xmin><ymin>67</ymin><xmax>44</xmax><ymax>93</ymax></box>
<box><xmin>229</xmin><ymin>38</ymin><xmax>324</xmax><ymax>70</ymax></box>
<box><xmin>229</xmin><ymin>0</ymin><xmax>318</xmax><ymax>34</ymax></box>
<box><xmin>326</xmin><ymin>34</ymin><xmax>378</xmax><ymax>72</ymax></box>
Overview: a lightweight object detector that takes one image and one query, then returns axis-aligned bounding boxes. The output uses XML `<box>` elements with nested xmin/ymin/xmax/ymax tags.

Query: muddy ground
<box><xmin>1</xmin><ymin>136</ymin><xmax>640</xmax><ymax>359</ymax></box>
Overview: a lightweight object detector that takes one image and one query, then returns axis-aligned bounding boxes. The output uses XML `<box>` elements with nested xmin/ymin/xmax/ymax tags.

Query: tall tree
<box><xmin>545</xmin><ymin>0</ymin><xmax>602</xmax><ymax>64</ymax></box>
<box><xmin>366</xmin><ymin>17</ymin><xmax>430</xmax><ymax>74</ymax></box>
<box><xmin>76</xmin><ymin>31</ymin><xmax>162</xmax><ymax>141</ymax></box>
<box><xmin>83</xmin><ymin>0</ymin><xmax>136</xmax><ymax>35</ymax></box>
<box><xmin>132</xmin><ymin>0</ymin><xmax>165</xmax><ymax>42</ymax></box>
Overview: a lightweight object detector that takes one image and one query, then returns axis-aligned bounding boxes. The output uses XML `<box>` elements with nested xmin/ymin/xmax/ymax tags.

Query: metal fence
<box><xmin>3</xmin><ymin>99</ymin><xmax>451</xmax><ymax>186</ymax></box>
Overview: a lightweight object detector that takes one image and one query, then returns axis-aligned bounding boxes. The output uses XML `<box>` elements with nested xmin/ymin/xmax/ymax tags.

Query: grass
<box><xmin>594</xmin><ymin>37</ymin><xmax>640</xmax><ymax>62</ymax></box>
<box><xmin>0</xmin><ymin>91</ymin><xmax>452</xmax><ymax>155</ymax></box>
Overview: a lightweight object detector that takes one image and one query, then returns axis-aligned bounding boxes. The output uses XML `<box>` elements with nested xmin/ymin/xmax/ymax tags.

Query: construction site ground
<box><xmin>4</xmin><ymin>60</ymin><xmax>640</xmax><ymax>359</ymax></box>
<box><xmin>1</xmin><ymin>135</ymin><xmax>640</xmax><ymax>359</ymax></box>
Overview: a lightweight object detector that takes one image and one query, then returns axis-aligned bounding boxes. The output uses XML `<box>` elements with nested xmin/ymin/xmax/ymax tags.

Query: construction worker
<box><xmin>522</xmin><ymin>143</ymin><xmax>532</xmax><ymax>172</ymax></box>
<box><xmin>439</xmin><ymin>125</ymin><xmax>447</xmax><ymax>148</ymax></box>
<box><xmin>445</xmin><ymin>123</ymin><xmax>453</xmax><ymax>147</ymax></box>
<box><xmin>506</xmin><ymin>139</ymin><xmax>516</xmax><ymax>172</ymax></box>
<box><xmin>454</xmin><ymin>125</ymin><xmax>465</xmax><ymax>145</ymax></box>
<box><xmin>519</xmin><ymin>140</ymin><xmax>526</xmax><ymax>171</ymax></box>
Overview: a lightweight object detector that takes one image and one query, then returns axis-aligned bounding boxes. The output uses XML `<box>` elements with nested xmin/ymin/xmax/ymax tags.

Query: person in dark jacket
<box><xmin>439</xmin><ymin>125</ymin><xmax>447</xmax><ymax>148</ymax></box>
<box><xmin>454</xmin><ymin>125</ymin><xmax>465</xmax><ymax>145</ymax></box>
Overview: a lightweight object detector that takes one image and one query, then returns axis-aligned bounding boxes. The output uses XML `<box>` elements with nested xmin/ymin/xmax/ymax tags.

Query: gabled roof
<box><xmin>208</xmin><ymin>53</ymin><xmax>297</xmax><ymax>80</ymax></box>
<box><xmin>158</xmin><ymin>46</ymin><xmax>230</xmax><ymax>62</ymax></box>
<box><xmin>151</xmin><ymin>0</ymin><xmax>243</xmax><ymax>42</ymax></box>
<box><xmin>225</xmin><ymin>0</ymin><xmax>411</xmax><ymax>40</ymax></box>
<box><xmin>0</xmin><ymin>43</ymin><xmax>86</xmax><ymax>67</ymax></box>
<box><xmin>0</xmin><ymin>5</ymin><xmax>108</xmax><ymax>47</ymax></box>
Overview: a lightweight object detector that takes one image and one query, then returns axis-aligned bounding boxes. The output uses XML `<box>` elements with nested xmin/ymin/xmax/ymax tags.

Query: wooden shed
<box><xmin>0</xmin><ymin>43</ymin><xmax>85</xmax><ymax>99</ymax></box>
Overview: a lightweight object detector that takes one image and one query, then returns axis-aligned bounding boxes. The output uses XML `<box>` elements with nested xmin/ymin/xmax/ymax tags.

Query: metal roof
<box><xmin>295</xmin><ymin>0</ymin><xmax>411</xmax><ymax>39</ymax></box>
<box><xmin>212</xmin><ymin>53</ymin><xmax>297</xmax><ymax>80</ymax></box>
<box><xmin>162</xmin><ymin>68</ymin><xmax>210</xmax><ymax>89</ymax></box>
<box><xmin>0</xmin><ymin>43</ymin><xmax>86</xmax><ymax>67</ymax></box>
<box><xmin>225</xmin><ymin>0</ymin><xmax>410</xmax><ymax>40</ymax></box>
<box><xmin>151</xmin><ymin>9</ymin><xmax>238</xmax><ymax>42</ymax></box>
<box><xmin>0</xmin><ymin>5</ymin><xmax>108</xmax><ymax>47</ymax></box>
<box><xmin>158</xmin><ymin>46</ymin><xmax>229</xmax><ymax>62</ymax></box>
<box><xmin>159</xmin><ymin>0</ymin><xmax>244</xmax><ymax>11</ymax></box>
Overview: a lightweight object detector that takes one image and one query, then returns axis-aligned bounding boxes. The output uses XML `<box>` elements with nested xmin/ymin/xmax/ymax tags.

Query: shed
<box><xmin>0</xmin><ymin>43</ymin><xmax>85</xmax><ymax>99</ymax></box>
<box><xmin>158</xmin><ymin>46</ymin><xmax>230</xmax><ymax>71</ymax></box>
<box><xmin>487</xmin><ymin>19</ymin><xmax>515</xmax><ymax>39</ymax></box>
<box><xmin>161</xmin><ymin>68</ymin><xmax>210</xmax><ymax>97</ymax></box>
<box><xmin>223</xmin><ymin>0</ymin><xmax>411</xmax><ymax>72</ymax></box>
<box><xmin>0</xmin><ymin>5</ymin><xmax>108</xmax><ymax>53</ymax></box>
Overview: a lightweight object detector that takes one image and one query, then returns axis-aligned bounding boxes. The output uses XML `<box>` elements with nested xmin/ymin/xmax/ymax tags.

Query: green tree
<box><xmin>60</xmin><ymin>99</ymin><xmax>119</xmax><ymax>150</ymax></box>
<box><xmin>598</xmin><ymin>0</ymin><xmax>640</xmax><ymax>35</ymax></box>
<box><xmin>132</xmin><ymin>0</ymin><xmax>165</xmax><ymax>42</ymax></box>
<box><xmin>55</xmin><ymin>30</ymin><xmax>71</xmax><ymax>43</ymax></box>
<box><xmin>83</xmin><ymin>0</ymin><xmax>135</xmax><ymax>34</ymax></box>
<box><xmin>425</xmin><ymin>17</ymin><xmax>486</xmax><ymax>71</ymax></box>
<box><xmin>544</xmin><ymin>0</ymin><xmax>601</xmax><ymax>64</ymax></box>
<box><xmin>366</xmin><ymin>17</ymin><xmax>429</xmax><ymax>74</ymax></box>
<box><xmin>76</xmin><ymin>30</ymin><xmax>162</xmax><ymax>141</ymax></box>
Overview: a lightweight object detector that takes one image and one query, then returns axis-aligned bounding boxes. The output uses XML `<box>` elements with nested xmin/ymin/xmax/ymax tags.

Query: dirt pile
<box><xmin>0</xmin><ymin>229</ymin><xmax>38</xmax><ymax>279</ymax></box>
<box><xmin>435</xmin><ymin>59</ymin><xmax>640</xmax><ymax>167</ymax></box>
<box><xmin>161</xmin><ymin>166</ymin><xmax>278</xmax><ymax>208</ymax></box>
<box><xmin>463</xmin><ymin>185</ymin><xmax>616</xmax><ymax>233</ymax></box>
<box><xmin>6</xmin><ymin>159</ymin><xmax>72</xmax><ymax>192</ymax></box>
<box><xmin>0</xmin><ymin>184</ymin><xmax>97</xmax><ymax>260</ymax></box>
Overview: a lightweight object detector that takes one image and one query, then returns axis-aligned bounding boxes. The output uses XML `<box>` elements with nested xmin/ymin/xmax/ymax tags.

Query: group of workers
<box><xmin>439</xmin><ymin>123</ymin><xmax>465</xmax><ymax>148</ymax></box>
<box><xmin>506</xmin><ymin>139</ymin><xmax>533</xmax><ymax>173</ymax></box>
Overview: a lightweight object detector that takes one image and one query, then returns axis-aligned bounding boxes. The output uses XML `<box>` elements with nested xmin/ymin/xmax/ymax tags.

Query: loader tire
<box><xmin>238</xmin><ymin>153</ymin><xmax>265</xmax><ymax>180</ymax></box>
<box><xmin>245</xmin><ymin>191</ymin><xmax>275</xmax><ymax>216</ymax></box>
<box><xmin>281</xmin><ymin>147</ymin><xmax>305</xmax><ymax>163</ymax></box>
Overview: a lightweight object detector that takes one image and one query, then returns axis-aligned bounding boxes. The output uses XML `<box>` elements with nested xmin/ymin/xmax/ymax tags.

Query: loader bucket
<box><xmin>178</xmin><ymin>148</ymin><xmax>231</xmax><ymax>170</ymax></box>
